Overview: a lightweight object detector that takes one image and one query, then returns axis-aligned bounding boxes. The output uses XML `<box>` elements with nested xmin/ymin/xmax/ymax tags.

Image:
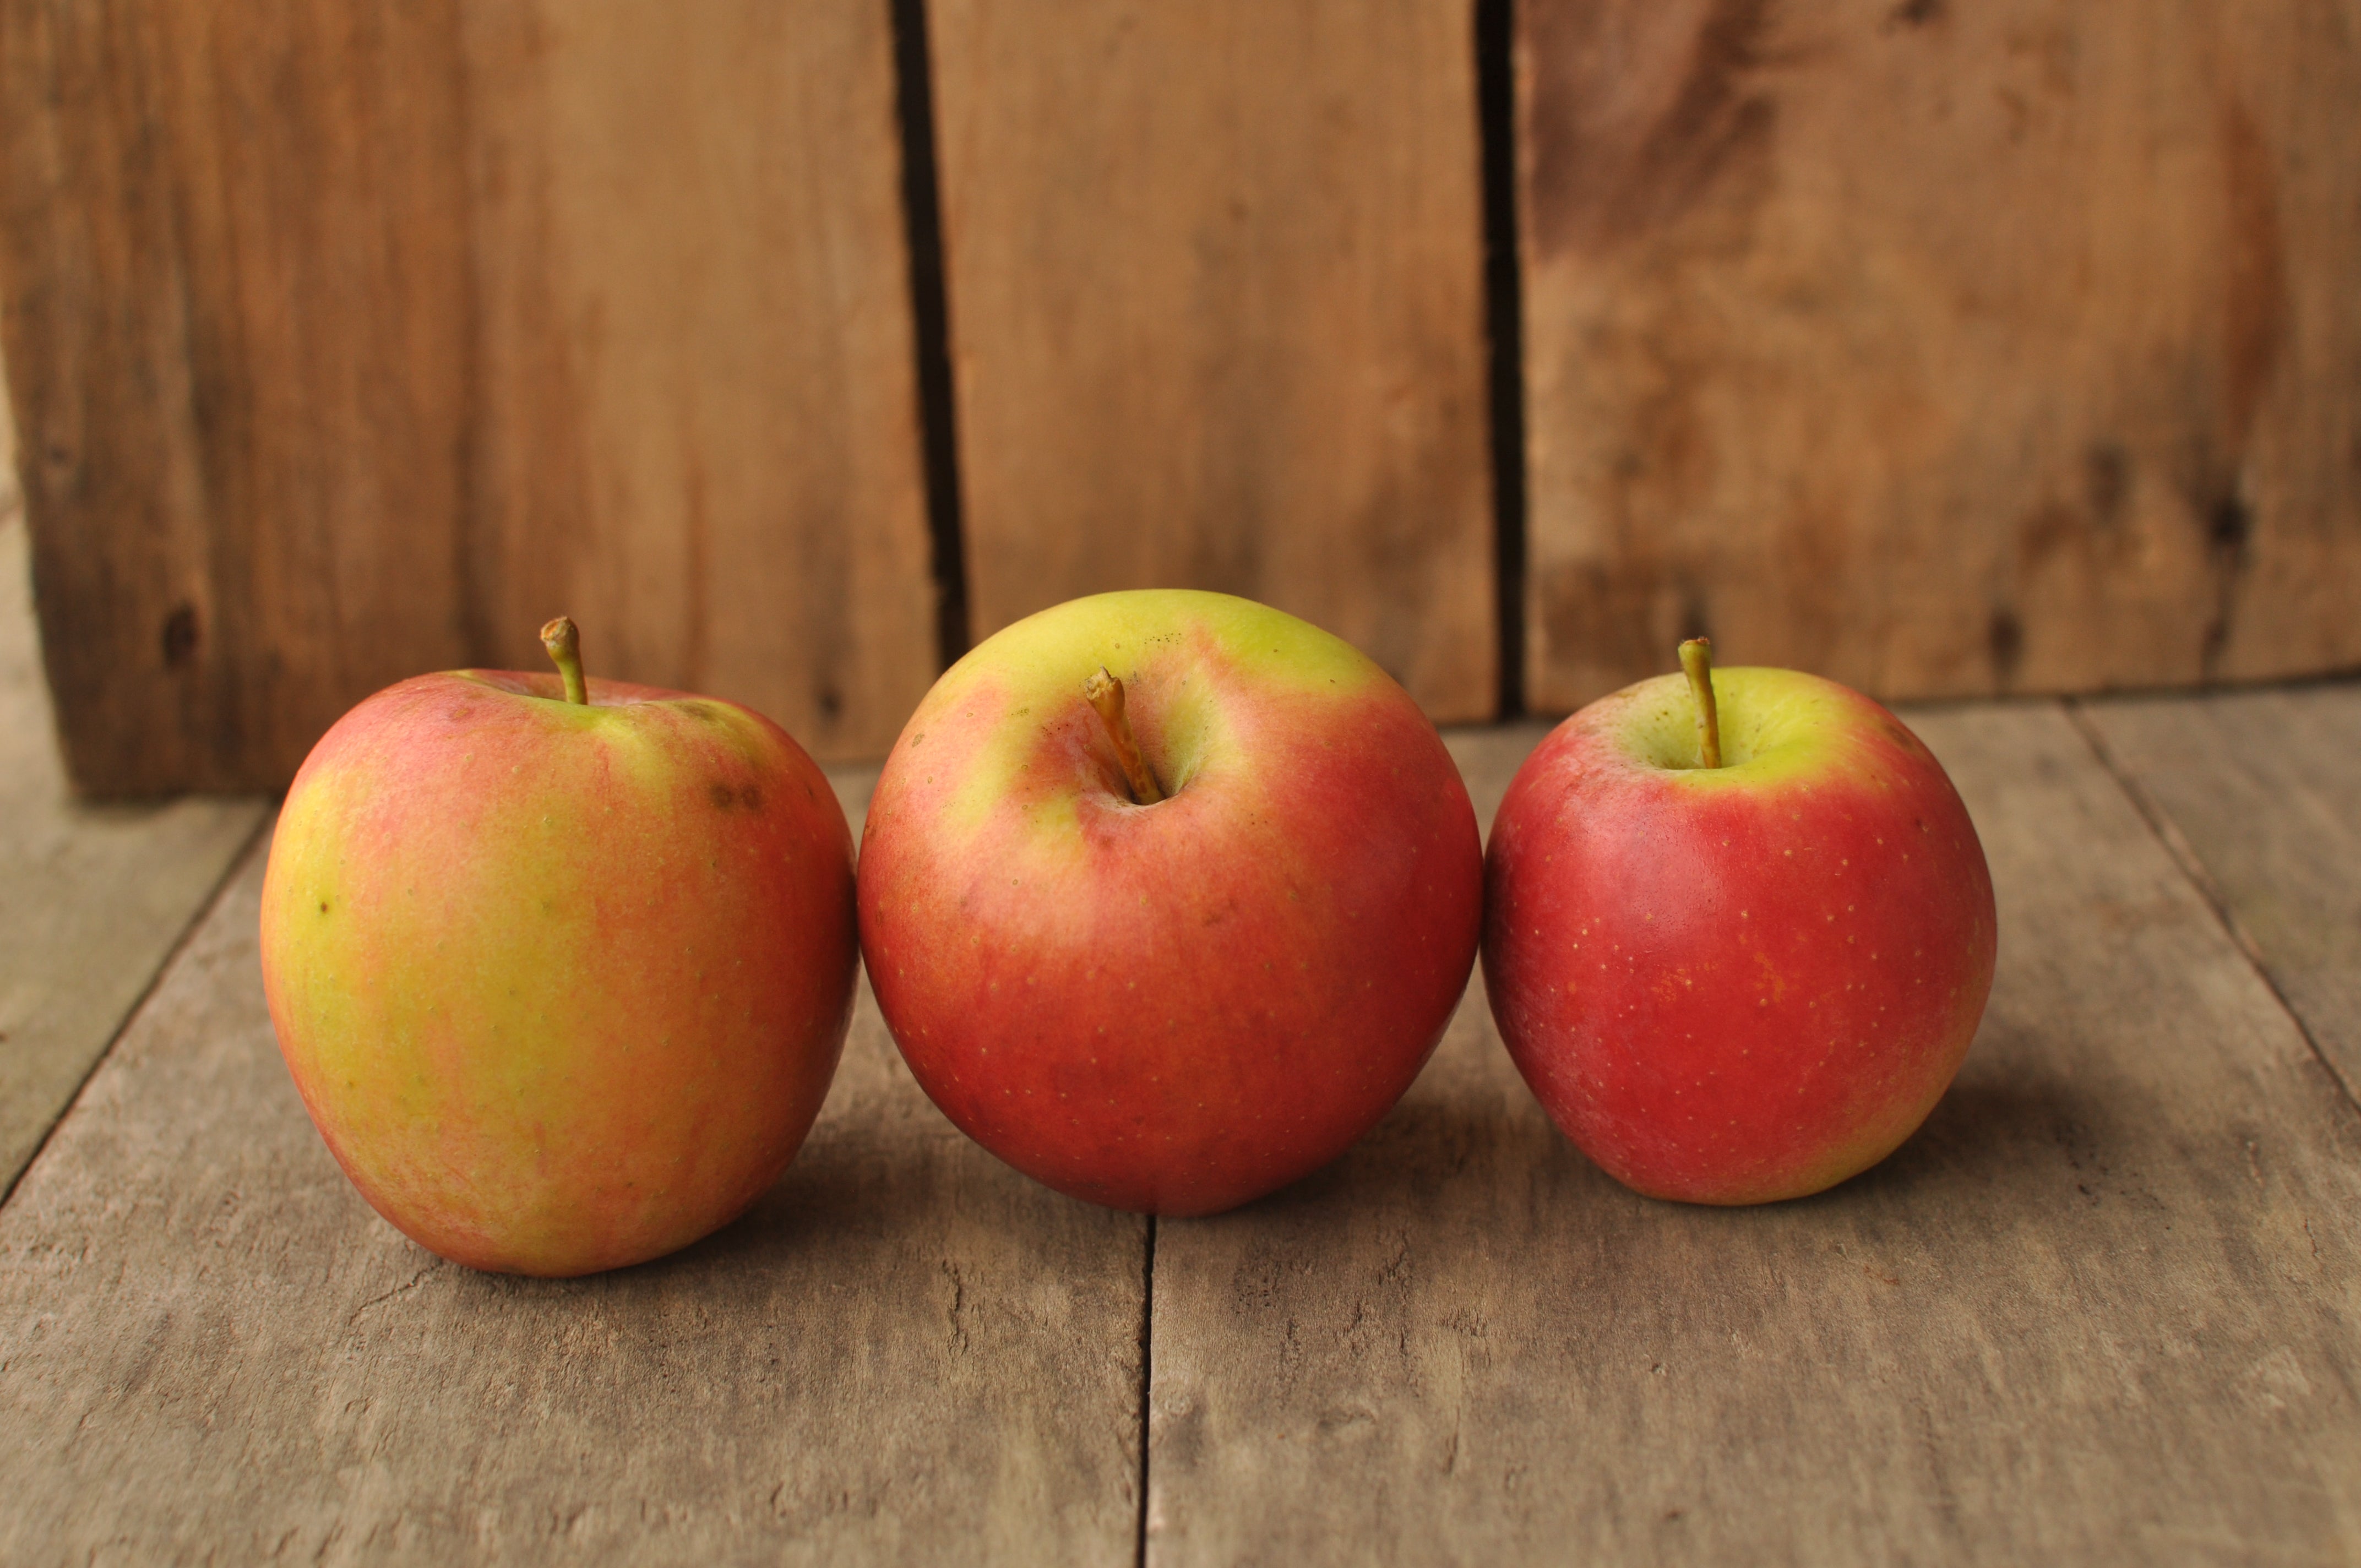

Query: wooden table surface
<box><xmin>4</xmin><ymin>510</ymin><xmax>2358</xmax><ymax>1564</ymax></box>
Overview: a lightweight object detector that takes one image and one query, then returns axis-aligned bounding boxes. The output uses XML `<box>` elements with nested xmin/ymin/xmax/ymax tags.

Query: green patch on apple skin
<box><xmin>932</xmin><ymin>589</ymin><xmax>1379</xmax><ymax>714</ymax></box>
<box><xmin>446</xmin><ymin>672</ymin><xmax>791</xmax><ymax>808</ymax></box>
<box><xmin>1604</xmin><ymin>666</ymin><xmax>1922</xmax><ymax>791</ymax></box>
<box><xmin>900</xmin><ymin>590</ymin><xmax>1391</xmax><ymax>843</ymax></box>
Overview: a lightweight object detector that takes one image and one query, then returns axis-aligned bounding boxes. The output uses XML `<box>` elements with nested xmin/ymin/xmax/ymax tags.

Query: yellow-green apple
<box><xmin>259</xmin><ymin>618</ymin><xmax>857</xmax><ymax>1276</ymax></box>
<box><xmin>857</xmin><ymin>590</ymin><xmax>1483</xmax><ymax>1216</ymax></box>
<box><xmin>1483</xmin><ymin>640</ymin><xmax>1996</xmax><ymax>1204</ymax></box>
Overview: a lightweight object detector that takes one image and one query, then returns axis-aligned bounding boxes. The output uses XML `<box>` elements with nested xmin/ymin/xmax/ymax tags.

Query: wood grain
<box><xmin>0</xmin><ymin>1</ymin><xmax>478</xmax><ymax>795</ymax></box>
<box><xmin>461</xmin><ymin>1</ymin><xmax>939</xmax><ymax>760</ymax></box>
<box><xmin>0</xmin><ymin>0</ymin><xmax>938</xmax><ymax>794</ymax></box>
<box><xmin>1516</xmin><ymin>0</ymin><xmax>2361</xmax><ymax>711</ymax></box>
<box><xmin>930</xmin><ymin>0</ymin><xmax>1498</xmax><ymax>721</ymax></box>
<box><xmin>2081</xmin><ymin>683</ymin><xmax>2361</xmax><ymax>1106</ymax></box>
<box><xmin>0</xmin><ymin>427</ymin><xmax>267</xmax><ymax>1197</ymax></box>
<box><xmin>0</xmin><ymin>783</ymin><xmax>1149</xmax><ymax>1564</ymax></box>
<box><xmin>1145</xmin><ymin>705</ymin><xmax>2361</xmax><ymax>1565</ymax></box>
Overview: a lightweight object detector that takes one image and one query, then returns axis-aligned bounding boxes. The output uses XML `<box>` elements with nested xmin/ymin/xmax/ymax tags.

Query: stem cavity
<box><xmin>1084</xmin><ymin>667</ymin><xmax>1164</xmax><ymax>804</ymax></box>
<box><xmin>541</xmin><ymin>616</ymin><xmax>590</xmax><ymax>706</ymax></box>
<box><xmin>1679</xmin><ymin>637</ymin><xmax>1721</xmax><ymax>769</ymax></box>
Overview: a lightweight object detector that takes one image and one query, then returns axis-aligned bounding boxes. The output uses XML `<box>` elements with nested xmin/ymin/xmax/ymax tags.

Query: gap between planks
<box><xmin>0</xmin><ymin>812</ymin><xmax>270</xmax><ymax>1210</ymax></box>
<box><xmin>888</xmin><ymin>0</ymin><xmax>972</xmax><ymax>669</ymax></box>
<box><xmin>1135</xmin><ymin>1215</ymin><xmax>1157</xmax><ymax>1567</ymax></box>
<box><xmin>2065</xmin><ymin>698</ymin><xmax>2361</xmax><ymax>1119</ymax></box>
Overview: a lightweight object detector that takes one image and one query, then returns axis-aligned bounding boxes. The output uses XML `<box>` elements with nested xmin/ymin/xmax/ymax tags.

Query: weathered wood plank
<box><xmin>0</xmin><ymin>784</ymin><xmax>1147</xmax><ymax>1564</ymax></box>
<box><xmin>2081</xmin><ymin>683</ymin><xmax>2361</xmax><ymax>1105</ymax></box>
<box><xmin>1146</xmin><ymin>704</ymin><xmax>2361</xmax><ymax>1565</ymax></box>
<box><xmin>930</xmin><ymin>0</ymin><xmax>1498</xmax><ymax>721</ymax></box>
<box><xmin>0</xmin><ymin>503</ymin><xmax>265</xmax><ymax>1200</ymax></box>
<box><xmin>461</xmin><ymin>1</ymin><xmax>939</xmax><ymax>761</ymax></box>
<box><xmin>1517</xmin><ymin>1</ymin><xmax>2361</xmax><ymax>711</ymax></box>
<box><xmin>0</xmin><ymin>1</ymin><xmax>939</xmax><ymax>794</ymax></box>
<box><xmin>0</xmin><ymin>1</ymin><xmax>479</xmax><ymax>794</ymax></box>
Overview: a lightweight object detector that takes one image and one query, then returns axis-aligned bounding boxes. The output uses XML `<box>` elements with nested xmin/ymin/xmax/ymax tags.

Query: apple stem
<box><xmin>541</xmin><ymin>616</ymin><xmax>590</xmax><ymax>706</ymax></box>
<box><xmin>1679</xmin><ymin>637</ymin><xmax>1722</xmax><ymax>769</ymax></box>
<box><xmin>1083</xmin><ymin>667</ymin><xmax>1164</xmax><ymax>804</ymax></box>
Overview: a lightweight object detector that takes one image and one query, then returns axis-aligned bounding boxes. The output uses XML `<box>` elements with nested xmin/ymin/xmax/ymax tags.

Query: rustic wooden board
<box><xmin>0</xmin><ymin>2</ymin><xmax>938</xmax><ymax>794</ymax></box>
<box><xmin>0</xmin><ymin>504</ymin><xmax>265</xmax><ymax>1199</ymax></box>
<box><xmin>0</xmin><ymin>2</ymin><xmax>480</xmax><ymax>795</ymax></box>
<box><xmin>1516</xmin><ymin>1</ymin><xmax>2361</xmax><ymax>711</ymax></box>
<box><xmin>929</xmin><ymin>0</ymin><xmax>1498</xmax><ymax>721</ymax></box>
<box><xmin>0</xmin><ymin>783</ymin><xmax>1149</xmax><ymax>1564</ymax></box>
<box><xmin>2081</xmin><ymin>683</ymin><xmax>2361</xmax><ymax>1107</ymax></box>
<box><xmin>461</xmin><ymin>0</ymin><xmax>939</xmax><ymax>761</ymax></box>
<box><xmin>1144</xmin><ymin>705</ymin><xmax>2361</xmax><ymax>1564</ymax></box>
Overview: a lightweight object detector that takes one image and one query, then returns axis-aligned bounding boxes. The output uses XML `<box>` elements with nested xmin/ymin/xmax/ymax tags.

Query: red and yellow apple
<box><xmin>1483</xmin><ymin>642</ymin><xmax>1996</xmax><ymax>1204</ymax></box>
<box><xmin>259</xmin><ymin>619</ymin><xmax>857</xmax><ymax>1276</ymax></box>
<box><xmin>857</xmin><ymin>590</ymin><xmax>1483</xmax><ymax>1216</ymax></box>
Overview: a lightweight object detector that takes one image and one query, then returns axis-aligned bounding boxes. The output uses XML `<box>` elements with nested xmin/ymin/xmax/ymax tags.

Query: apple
<box><xmin>259</xmin><ymin>618</ymin><xmax>857</xmax><ymax>1276</ymax></box>
<box><xmin>1482</xmin><ymin>640</ymin><xmax>1996</xmax><ymax>1204</ymax></box>
<box><xmin>857</xmin><ymin>590</ymin><xmax>1483</xmax><ymax>1216</ymax></box>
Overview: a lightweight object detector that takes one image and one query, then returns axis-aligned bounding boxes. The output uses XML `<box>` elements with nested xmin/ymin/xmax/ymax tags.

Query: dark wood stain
<box><xmin>2200</xmin><ymin>491</ymin><xmax>2254</xmax><ymax>678</ymax></box>
<box><xmin>2083</xmin><ymin>443</ymin><xmax>2130</xmax><ymax>526</ymax></box>
<box><xmin>2208</xmin><ymin>493</ymin><xmax>2252</xmax><ymax>559</ymax></box>
<box><xmin>2015</xmin><ymin>500</ymin><xmax>2081</xmax><ymax>573</ymax></box>
<box><xmin>160</xmin><ymin>605</ymin><xmax>200</xmax><ymax>671</ymax></box>
<box><xmin>1524</xmin><ymin>0</ymin><xmax>1779</xmax><ymax>260</ymax></box>
<box><xmin>1987</xmin><ymin>606</ymin><xmax>2024</xmax><ymax>685</ymax></box>
<box><xmin>2197</xmin><ymin>98</ymin><xmax>2285</xmax><ymax>682</ymax></box>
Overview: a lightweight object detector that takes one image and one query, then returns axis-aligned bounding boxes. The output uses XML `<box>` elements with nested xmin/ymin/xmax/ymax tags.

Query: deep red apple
<box><xmin>857</xmin><ymin>590</ymin><xmax>1483</xmax><ymax>1216</ymax></box>
<box><xmin>1483</xmin><ymin>640</ymin><xmax>1996</xmax><ymax>1204</ymax></box>
<box><xmin>259</xmin><ymin>618</ymin><xmax>857</xmax><ymax>1275</ymax></box>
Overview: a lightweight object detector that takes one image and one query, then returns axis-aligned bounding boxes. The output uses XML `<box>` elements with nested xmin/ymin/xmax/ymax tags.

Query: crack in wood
<box><xmin>2065</xmin><ymin>699</ymin><xmax>2361</xmax><ymax>1119</ymax></box>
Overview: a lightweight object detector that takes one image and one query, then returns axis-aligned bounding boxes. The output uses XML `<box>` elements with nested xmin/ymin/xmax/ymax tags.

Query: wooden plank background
<box><xmin>0</xmin><ymin>0</ymin><xmax>939</xmax><ymax>794</ymax></box>
<box><xmin>460</xmin><ymin>1</ymin><xmax>939</xmax><ymax>759</ymax></box>
<box><xmin>6</xmin><ymin>0</ymin><xmax>2361</xmax><ymax>793</ymax></box>
<box><xmin>1516</xmin><ymin>0</ymin><xmax>2361</xmax><ymax>710</ymax></box>
<box><xmin>0</xmin><ymin>3</ymin><xmax>479</xmax><ymax>795</ymax></box>
<box><xmin>927</xmin><ymin>0</ymin><xmax>1499</xmax><ymax>722</ymax></box>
